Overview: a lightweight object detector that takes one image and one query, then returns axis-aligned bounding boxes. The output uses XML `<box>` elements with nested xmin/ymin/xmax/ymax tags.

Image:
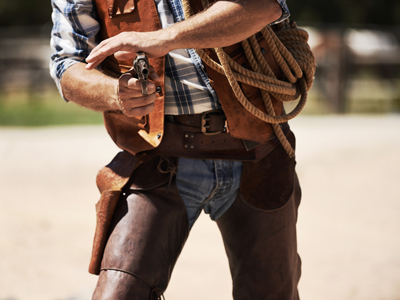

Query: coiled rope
<box><xmin>182</xmin><ymin>0</ymin><xmax>316</xmax><ymax>157</ymax></box>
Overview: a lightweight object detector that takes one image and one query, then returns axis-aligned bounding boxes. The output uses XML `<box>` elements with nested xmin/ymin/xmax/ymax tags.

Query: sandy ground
<box><xmin>0</xmin><ymin>115</ymin><xmax>399</xmax><ymax>300</ymax></box>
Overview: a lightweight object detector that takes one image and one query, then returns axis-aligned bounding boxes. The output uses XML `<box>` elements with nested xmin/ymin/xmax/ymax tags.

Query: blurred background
<box><xmin>0</xmin><ymin>0</ymin><xmax>399</xmax><ymax>300</ymax></box>
<box><xmin>1</xmin><ymin>0</ymin><xmax>400</xmax><ymax>122</ymax></box>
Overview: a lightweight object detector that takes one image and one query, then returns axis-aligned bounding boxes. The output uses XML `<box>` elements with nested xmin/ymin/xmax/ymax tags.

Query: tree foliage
<box><xmin>288</xmin><ymin>0</ymin><xmax>400</xmax><ymax>26</ymax></box>
<box><xmin>0</xmin><ymin>0</ymin><xmax>52</xmax><ymax>27</ymax></box>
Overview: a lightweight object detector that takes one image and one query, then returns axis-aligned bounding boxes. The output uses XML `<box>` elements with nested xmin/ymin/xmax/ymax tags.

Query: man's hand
<box><xmin>60</xmin><ymin>62</ymin><xmax>160</xmax><ymax>117</ymax></box>
<box><xmin>117</xmin><ymin>68</ymin><xmax>159</xmax><ymax>117</ymax></box>
<box><xmin>86</xmin><ymin>31</ymin><xmax>172</xmax><ymax>70</ymax></box>
<box><xmin>64</xmin><ymin>0</ymin><xmax>282</xmax><ymax>112</ymax></box>
<box><xmin>85</xmin><ymin>0</ymin><xmax>282</xmax><ymax>70</ymax></box>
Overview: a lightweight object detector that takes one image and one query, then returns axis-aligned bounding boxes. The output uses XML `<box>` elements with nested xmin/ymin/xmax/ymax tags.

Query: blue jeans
<box><xmin>94</xmin><ymin>132</ymin><xmax>301</xmax><ymax>300</ymax></box>
<box><xmin>175</xmin><ymin>157</ymin><xmax>243</xmax><ymax>229</ymax></box>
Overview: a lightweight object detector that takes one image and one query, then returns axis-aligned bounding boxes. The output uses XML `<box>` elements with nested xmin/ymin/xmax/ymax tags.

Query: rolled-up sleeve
<box><xmin>49</xmin><ymin>0</ymin><xmax>100</xmax><ymax>98</ymax></box>
<box><xmin>270</xmin><ymin>0</ymin><xmax>290</xmax><ymax>26</ymax></box>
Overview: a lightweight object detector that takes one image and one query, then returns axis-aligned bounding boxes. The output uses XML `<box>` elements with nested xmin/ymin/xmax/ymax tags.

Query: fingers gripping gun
<box><xmin>133</xmin><ymin>52</ymin><xmax>149</xmax><ymax>96</ymax></box>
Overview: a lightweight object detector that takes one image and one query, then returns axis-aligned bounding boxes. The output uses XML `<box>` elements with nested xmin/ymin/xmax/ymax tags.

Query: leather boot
<box><xmin>92</xmin><ymin>156</ymin><xmax>189</xmax><ymax>300</ymax></box>
<box><xmin>216</xmin><ymin>131</ymin><xmax>302</xmax><ymax>300</ymax></box>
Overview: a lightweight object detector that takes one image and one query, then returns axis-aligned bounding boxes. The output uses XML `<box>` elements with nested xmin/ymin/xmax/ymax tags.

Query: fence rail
<box><xmin>1</xmin><ymin>25</ymin><xmax>399</xmax><ymax>113</ymax></box>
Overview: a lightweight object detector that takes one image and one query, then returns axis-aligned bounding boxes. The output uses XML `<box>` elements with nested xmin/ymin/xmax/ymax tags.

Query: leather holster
<box><xmin>92</xmin><ymin>155</ymin><xmax>189</xmax><ymax>299</ymax></box>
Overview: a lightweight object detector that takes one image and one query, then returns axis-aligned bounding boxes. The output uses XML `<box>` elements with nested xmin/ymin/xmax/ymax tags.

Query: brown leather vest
<box><xmin>94</xmin><ymin>0</ymin><xmax>283</xmax><ymax>156</ymax></box>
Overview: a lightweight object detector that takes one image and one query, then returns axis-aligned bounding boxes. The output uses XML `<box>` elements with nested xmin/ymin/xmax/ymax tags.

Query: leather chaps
<box><xmin>92</xmin><ymin>156</ymin><xmax>189</xmax><ymax>299</ymax></box>
<box><xmin>92</xmin><ymin>131</ymin><xmax>301</xmax><ymax>300</ymax></box>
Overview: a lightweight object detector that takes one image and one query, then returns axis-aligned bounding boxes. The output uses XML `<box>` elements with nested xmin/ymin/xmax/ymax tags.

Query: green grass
<box><xmin>1</xmin><ymin>78</ymin><xmax>399</xmax><ymax>128</ymax></box>
<box><xmin>0</xmin><ymin>90</ymin><xmax>103</xmax><ymax>126</ymax></box>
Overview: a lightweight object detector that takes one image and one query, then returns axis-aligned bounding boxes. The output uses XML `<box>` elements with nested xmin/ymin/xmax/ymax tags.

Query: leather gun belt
<box><xmin>142</xmin><ymin>111</ymin><xmax>290</xmax><ymax>162</ymax></box>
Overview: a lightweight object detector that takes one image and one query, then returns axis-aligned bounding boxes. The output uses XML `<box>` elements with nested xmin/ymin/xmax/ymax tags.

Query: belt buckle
<box><xmin>201</xmin><ymin>112</ymin><xmax>225</xmax><ymax>136</ymax></box>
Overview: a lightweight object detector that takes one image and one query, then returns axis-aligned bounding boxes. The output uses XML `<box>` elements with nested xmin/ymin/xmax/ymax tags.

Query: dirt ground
<box><xmin>0</xmin><ymin>115</ymin><xmax>399</xmax><ymax>300</ymax></box>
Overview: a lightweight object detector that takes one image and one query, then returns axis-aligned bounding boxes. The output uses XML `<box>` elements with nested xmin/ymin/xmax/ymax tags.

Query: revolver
<box><xmin>133</xmin><ymin>52</ymin><xmax>150</xmax><ymax>96</ymax></box>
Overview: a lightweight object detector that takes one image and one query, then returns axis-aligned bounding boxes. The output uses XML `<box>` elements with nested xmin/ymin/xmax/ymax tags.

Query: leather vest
<box><xmin>94</xmin><ymin>0</ymin><xmax>283</xmax><ymax>156</ymax></box>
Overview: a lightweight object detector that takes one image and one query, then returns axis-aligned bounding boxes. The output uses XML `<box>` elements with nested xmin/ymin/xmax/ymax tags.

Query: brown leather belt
<box><xmin>167</xmin><ymin>111</ymin><xmax>228</xmax><ymax>135</ymax></box>
<box><xmin>143</xmin><ymin>111</ymin><xmax>290</xmax><ymax>162</ymax></box>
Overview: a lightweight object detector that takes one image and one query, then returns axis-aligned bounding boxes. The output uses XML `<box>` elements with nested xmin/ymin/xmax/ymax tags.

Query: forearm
<box><xmin>61</xmin><ymin>63</ymin><xmax>120</xmax><ymax>111</ymax></box>
<box><xmin>61</xmin><ymin>62</ymin><xmax>158</xmax><ymax>117</ymax></box>
<box><xmin>166</xmin><ymin>0</ymin><xmax>283</xmax><ymax>50</ymax></box>
<box><xmin>86</xmin><ymin>0</ymin><xmax>283</xmax><ymax>68</ymax></box>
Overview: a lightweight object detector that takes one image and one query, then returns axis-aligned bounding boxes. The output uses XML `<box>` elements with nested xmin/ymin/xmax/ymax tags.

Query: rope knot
<box><xmin>157</xmin><ymin>156</ymin><xmax>177</xmax><ymax>193</ymax></box>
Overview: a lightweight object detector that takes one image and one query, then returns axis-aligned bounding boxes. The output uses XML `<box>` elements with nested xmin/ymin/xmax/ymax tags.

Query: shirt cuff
<box><xmin>49</xmin><ymin>58</ymin><xmax>82</xmax><ymax>101</ymax></box>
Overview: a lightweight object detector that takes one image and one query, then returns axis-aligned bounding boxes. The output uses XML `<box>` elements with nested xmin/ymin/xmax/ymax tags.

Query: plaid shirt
<box><xmin>50</xmin><ymin>0</ymin><xmax>290</xmax><ymax>114</ymax></box>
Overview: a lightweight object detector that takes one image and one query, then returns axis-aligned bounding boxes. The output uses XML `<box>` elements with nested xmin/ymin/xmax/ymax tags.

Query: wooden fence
<box><xmin>1</xmin><ymin>25</ymin><xmax>399</xmax><ymax>113</ymax></box>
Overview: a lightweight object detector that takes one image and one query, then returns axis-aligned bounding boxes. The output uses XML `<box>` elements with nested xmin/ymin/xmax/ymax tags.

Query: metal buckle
<box><xmin>201</xmin><ymin>112</ymin><xmax>225</xmax><ymax>136</ymax></box>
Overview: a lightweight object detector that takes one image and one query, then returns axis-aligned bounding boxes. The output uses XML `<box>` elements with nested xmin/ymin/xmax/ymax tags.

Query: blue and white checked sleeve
<box><xmin>49</xmin><ymin>0</ymin><xmax>290</xmax><ymax>99</ymax></box>
<box><xmin>49</xmin><ymin>0</ymin><xmax>99</xmax><ymax>98</ymax></box>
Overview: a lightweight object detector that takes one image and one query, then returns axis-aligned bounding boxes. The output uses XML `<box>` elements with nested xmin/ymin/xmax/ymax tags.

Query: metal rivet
<box><xmin>190</xmin><ymin>134</ymin><xmax>194</xmax><ymax>138</ymax></box>
<box><xmin>157</xmin><ymin>133</ymin><xmax>162</xmax><ymax>139</ymax></box>
<box><xmin>190</xmin><ymin>145</ymin><xmax>194</xmax><ymax>149</ymax></box>
<box><xmin>156</xmin><ymin>86</ymin><xmax>162</xmax><ymax>93</ymax></box>
<box><xmin>185</xmin><ymin>134</ymin><xmax>189</xmax><ymax>138</ymax></box>
<box><xmin>184</xmin><ymin>145</ymin><xmax>188</xmax><ymax>149</ymax></box>
<box><xmin>260</xmin><ymin>47</ymin><xmax>266</xmax><ymax>54</ymax></box>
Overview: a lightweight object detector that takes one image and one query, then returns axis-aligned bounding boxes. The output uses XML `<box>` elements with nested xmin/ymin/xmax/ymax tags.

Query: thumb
<box><xmin>148</xmin><ymin>65</ymin><xmax>160</xmax><ymax>81</ymax></box>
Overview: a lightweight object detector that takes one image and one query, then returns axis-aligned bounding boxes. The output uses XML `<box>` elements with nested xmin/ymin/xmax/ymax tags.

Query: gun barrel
<box><xmin>138</xmin><ymin>60</ymin><xmax>149</xmax><ymax>77</ymax></box>
<box><xmin>133</xmin><ymin>52</ymin><xmax>149</xmax><ymax>95</ymax></box>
